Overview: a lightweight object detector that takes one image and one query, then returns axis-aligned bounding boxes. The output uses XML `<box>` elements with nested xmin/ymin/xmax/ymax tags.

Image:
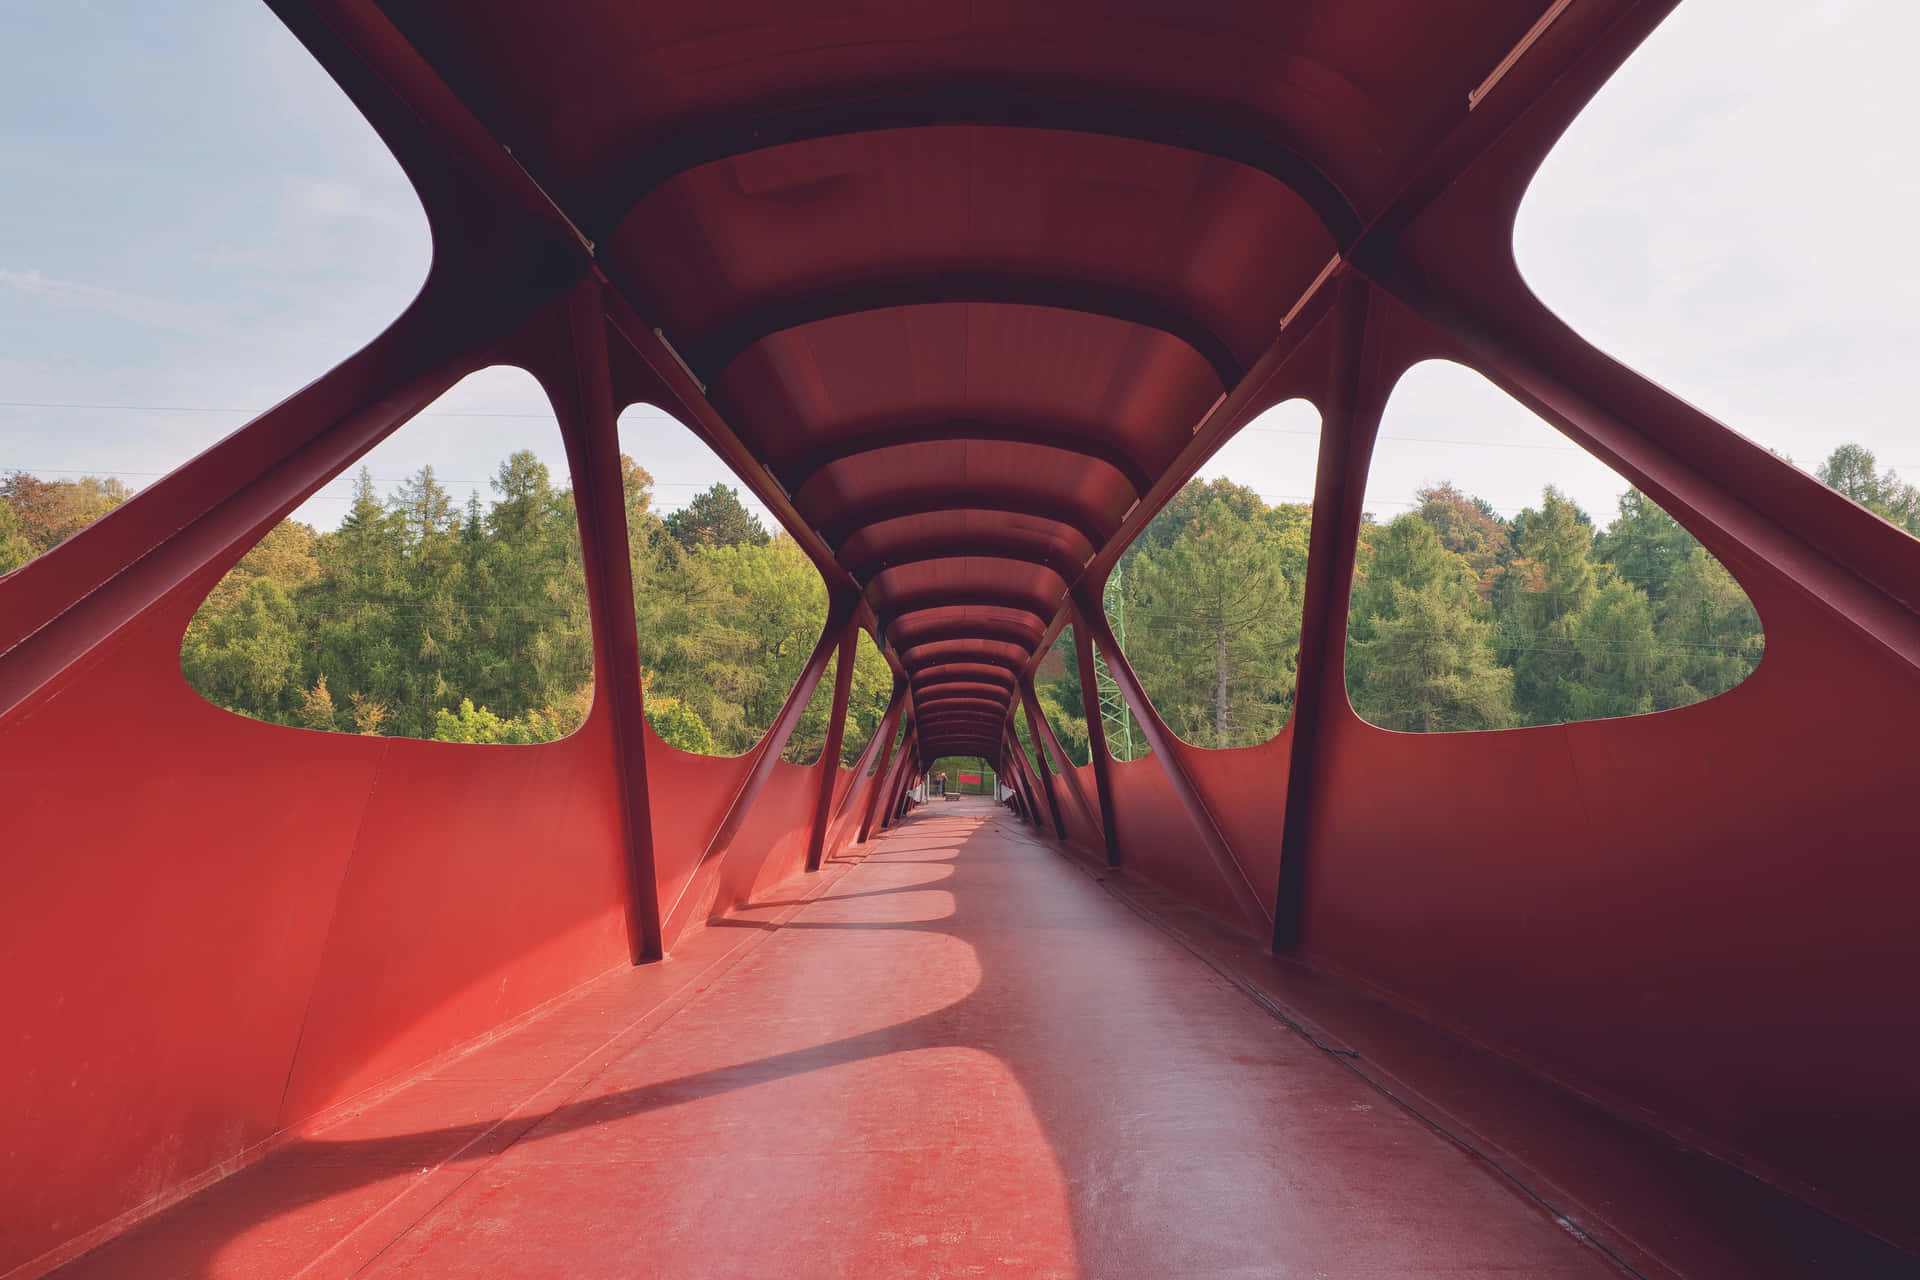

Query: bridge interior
<box><xmin>3</xmin><ymin>1</ymin><xmax>1918</xmax><ymax>1277</ymax></box>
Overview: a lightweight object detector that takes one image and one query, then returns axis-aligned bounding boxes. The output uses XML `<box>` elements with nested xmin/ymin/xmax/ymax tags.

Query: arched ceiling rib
<box><xmin>359</xmin><ymin>0</ymin><xmax>1584</xmax><ymax>740</ymax></box>
<box><xmin>575</xmin><ymin>84</ymin><xmax>1364</xmax><ymax>247</ymax></box>
<box><xmin>817</xmin><ymin>492</ymin><xmax>1113</xmax><ymax>552</ymax></box>
<box><xmin>680</xmin><ymin>275</ymin><xmax>1243</xmax><ymax>389</ymax></box>
<box><xmin>778</xmin><ymin>420</ymin><xmax>1155</xmax><ymax>497</ymax></box>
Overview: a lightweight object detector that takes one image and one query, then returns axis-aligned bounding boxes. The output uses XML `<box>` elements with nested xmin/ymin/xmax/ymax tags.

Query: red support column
<box><xmin>878</xmin><ymin>729</ymin><xmax>918</xmax><ymax>831</ymax></box>
<box><xmin>1021</xmin><ymin>678</ymin><xmax>1100</xmax><ymax>842</ymax></box>
<box><xmin>1016</xmin><ymin>694</ymin><xmax>1069</xmax><ymax>840</ymax></box>
<box><xmin>1002</xmin><ymin>728</ymin><xmax>1043</xmax><ymax>829</ymax></box>
<box><xmin>1009</xmin><ymin>727</ymin><xmax>1053</xmax><ymax>833</ymax></box>
<box><xmin>839</xmin><ymin>676</ymin><xmax>906</xmax><ymax>827</ymax></box>
<box><xmin>1069</xmin><ymin>606</ymin><xmax>1123</xmax><ymax>867</ymax></box>
<box><xmin>805</xmin><ymin>622</ymin><xmax>860</xmax><ymax>872</ymax></box>
<box><xmin>1273</xmin><ymin>274</ymin><xmax>1378</xmax><ymax>949</ymax></box>
<box><xmin>1075</xmin><ymin>584</ymin><xmax>1273</xmax><ymax>937</ymax></box>
<box><xmin>861</xmin><ymin>713</ymin><xmax>910</xmax><ymax>842</ymax></box>
<box><xmin>661</xmin><ymin>591</ymin><xmax>859</xmax><ymax>939</ymax></box>
<box><xmin>561</xmin><ymin>280</ymin><xmax>663</xmax><ymax>962</ymax></box>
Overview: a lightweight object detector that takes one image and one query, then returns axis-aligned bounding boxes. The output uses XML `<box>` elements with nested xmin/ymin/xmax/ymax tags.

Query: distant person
<box><xmin>932</xmin><ymin>771</ymin><xmax>946</xmax><ymax>797</ymax></box>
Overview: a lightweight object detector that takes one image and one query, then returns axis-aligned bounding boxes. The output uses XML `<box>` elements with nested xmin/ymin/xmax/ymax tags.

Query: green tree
<box><xmin>1349</xmin><ymin>514</ymin><xmax>1480</xmax><ymax>646</ymax></box>
<box><xmin>1352</xmin><ymin>580</ymin><xmax>1513</xmax><ymax>732</ymax></box>
<box><xmin>782</xmin><ymin>654</ymin><xmax>840</xmax><ymax>764</ymax></box>
<box><xmin>1501</xmin><ymin>487</ymin><xmax>1599</xmax><ymax>725</ymax></box>
<box><xmin>1565</xmin><ymin>579</ymin><xmax>1669</xmax><ymax>720</ymax></box>
<box><xmin>1413</xmin><ymin>481</ymin><xmax>1510</xmax><ymax>591</ymax></box>
<box><xmin>1655</xmin><ymin>545</ymin><xmax>1764</xmax><ymax>703</ymax></box>
<box><xmin>1593</xmin><ymin>488</ymin><xmax>1692</xmax><ymax>602</ymax></box>
<box><xmin>641</xmin><ymin>533</ymin><xmax>828</xmax><ymax>754</ymax></box>
<box><xmin>1124</xmin><ymin>504</ymin><xmax>1297</xmax><ymax>747</ymax></box>
<box><xmin>645</xmin><ymin>691</ymin><xmax>718</xmax><ymax>754</ymax></box>
<box><xmin>179</xmin><ymin>577</ymin><xmax>305</xmax><ymax>719</ymax></box>
<box><xmin>664</xmin><ymin>482</ymin><xmax>769</xmax><ymax>549</ymax></box>
<box><xmin>1817</xmin><ymin>443</ymin><xmax>1920</xmax><ymax>532</ymax></box>
<box><xmin>842</xmin><ymin>637</ymin><xmax>896</xmax><ymax>766</ymax></box>
<box><xmin>0</xmin><ymin>497</ymin><xmax>37</xmax><ymax>575</ymax></box>
<box><xmin>298</xmin><ymin>674</ymin><xmax>338</xmax><ymax>731</ymax></box>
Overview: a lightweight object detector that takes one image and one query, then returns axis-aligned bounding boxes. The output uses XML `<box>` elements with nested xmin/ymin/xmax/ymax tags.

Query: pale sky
<box><xmin>4</xmin><ymin>1</ymin><xmax>1916</xmax><ymax>539</ymax></box>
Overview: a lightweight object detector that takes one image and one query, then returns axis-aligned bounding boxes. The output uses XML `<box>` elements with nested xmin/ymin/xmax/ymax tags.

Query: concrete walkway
<box><xmin>53</xmin><ymin>801</ymin><xmax>1621</xmax><ymax>1278</ymax></box>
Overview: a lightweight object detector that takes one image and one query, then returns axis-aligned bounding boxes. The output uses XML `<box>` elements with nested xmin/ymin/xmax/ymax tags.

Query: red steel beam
<box><xmin>836</xmin><ymin>674</ymin><xmax>906</xmax><ymax>827</ymax></box>
<box><xmin>874</xmin><ymin>725</ymin><xmax>918</xmax><ymax>834</ymax></box>
<box><xmin>880</xmin><ymin>733</ymin><xmax>920</xmax><ymax>830</ymax></box>
<box><xmin>1272</xmin><ymin>275</ymin><xmax>1377</xmax><ymax>948</ymax></box>
<box><xmin>1075</xmin><ymin>585</ymin><xmax>1273</xmax><ymax>937</ymax></box>
<box><xmin>856</xmin><ymin>708</ymin><xmax>907</xmax><ymax>844</ymax></box>
<box><xmin>1015</xmin><ymin>685</ymin><xmax>1070</xmax><ymax>841</ymax></box>
<box><xmin>1021</xmin><ymin>677</ymin><xmax>1102</xmax><ymax>844</ymax></box>
<box><xmin>559</xmin><ymin>280</ymin><xmax>665</xmax><ymax>961</ymax></box>
<box><xmin>1069</xmin><ymin>605</ymin><xmax>1123</xmax><ymax>867</ymax></box>
<box><xmin>805</xmin><ymin>620</ymin><xmax>861</xmax><ymax>873</ymax></box>
<box><xmin>1002</xmin><ymin>728</ymin><xmax>1048</xmax><ymax>831</ymax></box>
<box><xmin>661</xmin><ymin>591</ymin><xmax>859</xmax><ymax>938</ymax></box>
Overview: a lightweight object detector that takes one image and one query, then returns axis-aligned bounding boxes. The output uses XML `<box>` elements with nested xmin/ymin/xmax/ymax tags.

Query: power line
<box><xmin>0</xmin><ymin>400</ymin><xmax>556</xmax><ymax>419</ymax></box>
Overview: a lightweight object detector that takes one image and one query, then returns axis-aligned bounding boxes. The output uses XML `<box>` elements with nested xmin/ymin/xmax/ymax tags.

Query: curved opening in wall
<box><xmin>1025</xmin><ymin>624</ymin><xmax>1090</xmax><ymax>767</ymax></box>
<box><xmin>0</xmin><ymin>3</ymin><xmax>429</xmax><ymax>578</ymax></box>
<box><xmin>782</xmin><ymin>653</ymin><xmax>839</xmax><ymax>766</ymax></box>
<box><xmin>1101</xmin><ymin>397</ymin><xmax>1321</xmax><ymax>754</ymax></box>
<box><xmin>1515</xmin><ymin>0</ymin><xmax>1920</xmax><ymax>537</ymax></box>
<box><xmin>181</xmin><ymin>366</ymin><xmax>594</xmax><ymax>742</ymax></box>
<box><xmin>1345</xmin><ymin>359</ymin><xmax>1764</xmax><ymax>733</ymax></box>
<box><xmin>841</xmin><ymin>629</ymin><xmax>895</xmax><ymax>769</ymax></box>
<box><xmin>868</xmin><ymin>701</ymin><xmax>909</xmax><ymax>777</ymax></box>
<box><xmin>617</xmin><ymin>402</ymin><xmax>828</xmax><ymax>757</ymax></box>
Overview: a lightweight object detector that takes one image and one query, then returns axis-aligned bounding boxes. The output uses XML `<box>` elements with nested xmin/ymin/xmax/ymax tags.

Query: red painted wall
<box><xmin>0</xmin><ymin>594</ymin><xmax>631</xmax><ymax>1273</ymax></box>
<box><xmin>1294</xmin><ymin>575</ymin><xmax>1920</xmax><ymax>1242</ymax></box>
<box><xmin>1104</xmin><ymin>738</ymin><xmax>1290</xmax><ymax>932</ymax></box>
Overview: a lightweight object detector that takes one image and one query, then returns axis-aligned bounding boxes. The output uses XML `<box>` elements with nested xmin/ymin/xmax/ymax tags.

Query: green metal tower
<box><xmin>1093</xmin><ymin>574</ymin><xmax>1136</xmax><ymax>762</ymax></box>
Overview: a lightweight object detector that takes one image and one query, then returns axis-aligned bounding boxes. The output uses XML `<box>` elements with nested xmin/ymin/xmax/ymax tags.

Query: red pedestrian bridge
<box><xmin>3</xmin><ymin>2</ymin><xmax>1916</xmax><ymax>1276</ymax></box>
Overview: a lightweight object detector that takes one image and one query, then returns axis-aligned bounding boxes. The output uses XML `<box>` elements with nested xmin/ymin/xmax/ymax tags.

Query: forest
<box><xmin>1038</xmin><ymin>475</ymin><xmax>1768</xmax><ymax>760</ymax></box>
<box><xmin>0</xmin><ymin>455</ymin><xmax>890</xmax><ymax>764</ymax></box>
<box><xmin>2</xmin><ymin>440</ymin><xmax>1911</xmax><ymax>759</ymax></box>
<box><xmin>1030</xmin><ymin>441</ymin><xmax>1920</xmax><ymax>757</ymax></box>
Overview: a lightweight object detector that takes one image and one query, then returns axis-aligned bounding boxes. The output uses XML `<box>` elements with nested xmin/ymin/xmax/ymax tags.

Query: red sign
<box><xmin>958</xmin><ymin>773</ymin><xmax>982</xmax><ymax>785</ymax></box>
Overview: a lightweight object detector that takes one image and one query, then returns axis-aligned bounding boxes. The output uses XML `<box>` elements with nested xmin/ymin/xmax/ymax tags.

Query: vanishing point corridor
<box><xmin>53</xmin><ymin>802</ymin><xmax>1617</xmax><ymax>1278</ymax></box>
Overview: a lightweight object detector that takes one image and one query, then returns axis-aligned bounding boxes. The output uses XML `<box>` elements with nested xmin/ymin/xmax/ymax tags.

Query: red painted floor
<box><xmin>51</xmin><ymin>801</ymin><xmax>1625</xmax><ymax>1278</ymax></box>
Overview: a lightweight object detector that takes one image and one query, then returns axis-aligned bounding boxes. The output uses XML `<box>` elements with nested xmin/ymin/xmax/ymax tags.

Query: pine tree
<box><xmin>1593</xmin><ymin>488</ymin><xmax>1692</xmax><ymax>602</ymax></box>
<box><xmin>1125</xmin><ymin>504</ymin><xmax>1297</xmax><ymax>747</ymax></box>
<box><xmin>1349</xmin><ymin>515</ymin><xmax>1480</xmax><ymax>646</ymax></box>
<box><xmin>180</xmin><ymin>578</ymin><xmax>305</xmax><ymax>719</ymax></box>
<box><xmin>1817</xmin><ymin>443</ymin><xmax>1920</xmax><ymax>533</ymax></box>
<box><xmin>1565</xmin><ymin>580</ymin><xmax>1668</xmax><ymax>720</ymax></box>
<box><xmin>1655</xmin><ymin>546</ymin><xmax>1764</xmax><ymax>703</ymax></box>
<box><xmin>1503</xmin><ymin>487</ymin><xmax>1599</xmax><ymax>725</ymax></box>
<box><xmin>298</xmin><ymin>674</ymin><xmax>337</xmax><ymax>731</ymax></box>
<box><xmin>664</xmin><ymin>482</ymin><xmax>769</xmax><ymax>549</ymax></box>
<box><xmin>1353</xmin><ymin>581</ymin><xmax>1513</xmax><ymax>732</ymax></box>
